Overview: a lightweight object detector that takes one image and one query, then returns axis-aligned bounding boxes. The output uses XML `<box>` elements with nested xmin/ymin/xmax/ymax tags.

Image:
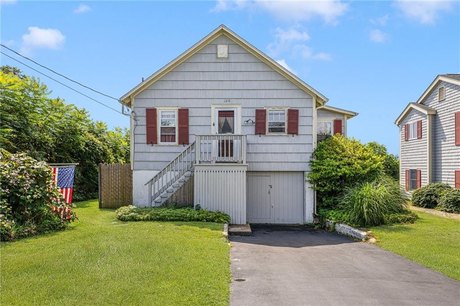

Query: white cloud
<box><xmin>268</xmin><ymin>26</ymin><xmax>331</xmax><ymax>61</ymax></box>
<box><xmin>276</xmin><ymin>59</ymin><xmax>296</xmax><ymax>74</ymax></box>
<box><xmin>394</xmin><ymin>0</ymin><xmax>454</xmax><ymax>24</ymax></box>
<box><xmin>74</xmin><ymin>4</ymin><xmax>91</xmax><ymax>14</ymax></box>
<box><xmin>369</xmin><ymin>29</ymin><xmax>389</xmax><ymax>43</ymax></box>
<box><xmin>20</xmin><ymin>27</ymin><xmax>65</xmax><ymax>55</ymax></box>
<box><xmin>212</xmin><ymin>0</ymin><xmax>348</xmax><ymax>24</ymax></box>
<box><xmin>370</xmin><ymin>14</ymin><xmax>389</xmax><ymax>26</ymax></box>
<box><xmin>0</xmin><ymin>0</ymin><xmax>17</xmax><ymax>5</ymax></box>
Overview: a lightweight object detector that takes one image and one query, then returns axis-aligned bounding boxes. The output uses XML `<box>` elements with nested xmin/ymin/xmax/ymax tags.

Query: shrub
<box><xmin>384</xmin><ymin>211</ymin><xmax>418</xmax><ymax>224</ymax></box>
<box><xmin>437</xmin><ymin>190</ymin><xmax>460</xmax><ymax>213</ymax></box>
<box><xmin>366</xmin><ymin>142</ymin><xmax>400</xmax><ymax>180</ymax></box>
<box><xmin>308</xmin><ymin>135</ymin><xmax>384</xmax><ymax>208</ymax></box>
<box><xmin>341</xmin><ymin>178</ymin><xmax>408</xmax><ymax>227</ymax></box>
<box><xmin>0</xmin><ymin>149</ymin><xmax>76</xmax><ymax>241</ymax></box>
<box><xmin>412</xmin><ymin>183</ymin><xmax>452</xmax><ymax>208</ymax></box>
<box><xmin>116</xmin><ymin>206</ymin><xmax>231</xmax><ymax>223</ymax></box>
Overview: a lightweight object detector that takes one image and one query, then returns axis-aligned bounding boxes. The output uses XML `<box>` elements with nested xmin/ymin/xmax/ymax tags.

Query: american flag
<box><xmin>51</xmin><ymin>166</ymin><xmax>76</xmax><ymax>204</ymax></box>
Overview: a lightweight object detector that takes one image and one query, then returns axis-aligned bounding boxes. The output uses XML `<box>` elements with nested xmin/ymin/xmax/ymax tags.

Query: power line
<box><xmin>1</xmin><ymin>51</ymin><xmax>123</xmax><ymax>115</ymax></box>
<box><xmin>0</xmin><ymin>44</ymin><xmax>119</xmax><ymax>101</ymax></box>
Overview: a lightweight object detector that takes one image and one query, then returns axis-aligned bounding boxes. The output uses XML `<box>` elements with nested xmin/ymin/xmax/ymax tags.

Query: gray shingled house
<box><xmin>120</xmin><ymin>25</ymin><xmax>357</xmax><ymax>224</ymax></box>
<box><xmin>395</xmin><ymin>74</ymin><xmax>460</xmax><ymax>193</ymax></box>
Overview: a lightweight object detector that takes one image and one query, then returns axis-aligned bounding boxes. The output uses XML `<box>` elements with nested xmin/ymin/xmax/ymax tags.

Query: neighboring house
<box><xmin>395</xmin><ymin>74</ymin><xmax>460</xmax><ymax>193</ymax></box>
<box><xmin>120</xmin><ymin>25</ymin><xmax>357</xmax><ymax>224</ymax></box>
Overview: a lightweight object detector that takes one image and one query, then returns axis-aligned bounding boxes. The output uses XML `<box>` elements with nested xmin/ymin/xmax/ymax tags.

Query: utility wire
<box><xmin>1</xmin><ymin>51</ymin><xmax>123</xmax><ymax>114</ymax></box>
<box><xmin>0</xmin><ymin>44</ymin><xmax>119</xmax><ymax>101</ymax></box>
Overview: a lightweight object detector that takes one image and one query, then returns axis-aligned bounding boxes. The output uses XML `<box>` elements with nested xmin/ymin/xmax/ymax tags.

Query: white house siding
<box><xmin>421</xmin><ymin>81</ymin><xmax>460</xmax><ymax>187</ymax></box>
<box><xmin>317</xmin><ymin>109</ymin><xmax>347</xmax><ymax>136</ymax></box>
<box><xmin>399</xmin><ymin>109</ymin><xmax>428</xmax><ymax>191</ymax></box>
<box><xmin>132</xmin><ymin>35</ymin><xmax>313</xmax><ymax>176</ymax></box>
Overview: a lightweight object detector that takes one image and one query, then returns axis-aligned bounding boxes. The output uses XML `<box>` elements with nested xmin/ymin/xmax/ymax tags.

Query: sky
<box><xmin>1</xmin><ymin>0</ymin><xmax>459</xmax><ymax>154</ymax></box>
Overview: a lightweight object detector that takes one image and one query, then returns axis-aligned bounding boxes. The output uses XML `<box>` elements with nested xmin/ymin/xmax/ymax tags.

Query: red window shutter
<box><xmin>287</xmin><ymin>109</ymin><xmax>299</xmax><ymax>135</ymax></box>
<box><xmin>255</xmin><ymin>109</ymin><xmax>266</xmax><ymax>135</ymax></box>
<box><xmin>404</xmin><ymin>124</ymin><xmax>409</xmax><ymax>141</ymax></box>
<box><xmin>146</xmin><ymin>108</ymin><xmax>157</xmax><ymax>144</ymax></box>
<box><xmin>405</xmin><ymin>170</ymin><xmax>409</xmax><ymax>191</ymax></box>
<box><xmin>455</xmin><ymin>112</ymin><xmax>460</xmax><ymax>146</ymax></box>
<box><xmin>178</xmin><ymin>108</ymin><xmax>189</xmax><ymax>145</ymax></box>
<box><xmin>333</xmin><ymin>119</ymin><xmax>343</xmax><ymax>135</ymax></box>
<box><xmin>455</xmin><ymin>170</ymin><xmax>460</xmax><ymax>189</ymax></box>
<box><xmin>416</xmin><ymin>170</ymin><xmax>422</xmax><ymax>188</ymax></box>
<box><xmin>417</xmin><ymin>120</ymin><xmax>422</xmax><ymax>139</ymax></box>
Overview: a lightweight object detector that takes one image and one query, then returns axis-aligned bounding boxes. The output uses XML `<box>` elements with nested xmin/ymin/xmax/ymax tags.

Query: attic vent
<box><xmin>438</xmin><ymin>86</ymin><xmax>446</xmax><ymax>101</ymax></box>
<box><xmin>217</xmin><ymin>44</ymin><xmax>228</xmax><ymax>58</ymax></box>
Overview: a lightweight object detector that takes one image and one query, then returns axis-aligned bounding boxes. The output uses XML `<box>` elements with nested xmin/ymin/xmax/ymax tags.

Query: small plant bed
<box><xmin>116</xmin><ymin>205</ymin><xmax>231</xmax><ymax>223</ymax></box>
<box><xmin>371</xmin><ymin>211</ymin><xmax>460</xmax><ymax>281</ymax></box>
<box><xmin>1</xmin><ymin>200</ymin><xmax>230</xmax><ymax>305</ymax></box>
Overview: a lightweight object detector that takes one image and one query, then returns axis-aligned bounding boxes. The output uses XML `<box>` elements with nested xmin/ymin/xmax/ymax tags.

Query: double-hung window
<box><xmin>408</xmin><ymin>122</ymin><xmax>418</xmax><ymax>140</ymax></box>
<box><xmin>267</xmin><ymin>109</ymin><xmax>286</xmax><ymax>134</ymax></box>
<box><xmin>408</xmin><ymin>169</ymin><xmax>418</xmax><ymax>190</ymax></box>
<box><xmin>159</xmin><ymin>110</ymin><xmax>177</xmax><ymax>143</ymax></box>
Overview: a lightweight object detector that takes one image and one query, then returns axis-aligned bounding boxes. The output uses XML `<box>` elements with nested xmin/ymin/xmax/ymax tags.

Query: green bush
<box><xmin>384</xmin><ymin>211</ymin><xmax>418</xmax><ymax>224</ymax></box>
<box><xmin>0</xmin><ymin>150</ymin><xmax>76</xmax><ymax>241</ymax></box>
<box><xmin>367</xmin><ymin>142</ymin><xmax>400</xmax><ymax>180</ymax></box>
<box><xmin>340</xmin><ymin>178</ymin><xmax>409</xmax><ymax>227</ymax></box>
<box><xmin>412</xmin><ymin>183</ymin><xmax>452</xmax><ymax>208</ymax></box>
<box><xmin>308</xmin><ymin>135</ymin><xmax>384</xmax><ymax>208</ymax></box>
<box><xmin>116</xmin><ymin>206</ymin><xmax>231</xmax><ymax>223</ymax></box>
<box><xmin>437</xmin><ymin>190</ymin><xmax>460</xmax><ymax>213</ymax></box>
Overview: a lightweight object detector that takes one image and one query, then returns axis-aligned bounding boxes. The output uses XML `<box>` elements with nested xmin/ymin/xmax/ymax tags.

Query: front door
<box><xmin>217</xmin><ymin>110</ymin><xmax>235</xmax><ymax>159</ymax></box>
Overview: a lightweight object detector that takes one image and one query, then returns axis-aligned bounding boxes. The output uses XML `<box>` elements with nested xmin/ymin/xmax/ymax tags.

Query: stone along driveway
<box><xmin>230</xmin><ymin>227</ymin><xmax>460</xmax><ymax>306</ymax></box>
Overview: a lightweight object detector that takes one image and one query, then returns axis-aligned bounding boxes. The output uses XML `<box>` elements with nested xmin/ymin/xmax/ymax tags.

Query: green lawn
<box><xmin>0</xmin><ymin>200</ymin><xmax>230</xmax><ymax>306</ymax></box>
<box><xmin>371</xmin><ymin>211</ymin><xmax>460</xmax><ymax>281</ymax></box>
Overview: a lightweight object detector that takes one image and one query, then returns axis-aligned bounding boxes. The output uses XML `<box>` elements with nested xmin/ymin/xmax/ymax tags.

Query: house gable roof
<box><xmin>120</xmin><ymin>25</ymin><xmax>328</xmax><ymax>107</ymax></box>
<box><xmin>416</xmin><ymin>74</ymin><xmax>460</xmax><ymax>105</ymax></box>
<box><xmin>317</xmin><ymin>105</ymin><xmax>358</xmax><ymax>119</ymax></box>
<box><xmin>395</xmin><ymin>102</ymin><xmax>437</xmax><ymax>125</ymax></box>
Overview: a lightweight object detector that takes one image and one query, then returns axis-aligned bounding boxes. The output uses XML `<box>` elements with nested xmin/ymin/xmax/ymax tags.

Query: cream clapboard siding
<box><xmin>399</xmin><ymin>109</ymin><xmax>428</xmax><ymax>191</ymax></box>
<box><xmin>132</xmin><ymin>35</ymin><xmax>313</xmax><ymax>173</ymax></box>
<box><xmin>422</xmin><ymin>81</ymin><xmax>460</xmax><ymax>187</ymax></box>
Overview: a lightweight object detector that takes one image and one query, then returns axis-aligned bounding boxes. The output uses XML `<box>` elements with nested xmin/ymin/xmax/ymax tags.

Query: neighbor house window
<box><xmin>267</xmin><ymin>109</ymin><xmax>286</xmax><ymax>133</ymax></box>
<box><xmin>409</xmin><ymin>169</ymin><xmax>418</xmax><ymax>190</ymax></box>
<box><xmin>438</xmin><ymin>87</ymin><xmax>446</xmax><ymax>101</ymax></box>
<box><xmin>159</xmin><ymin>110</ymin><xmax>176</xmax><ymax>143</ymax></box>
<box><xmin>408</xmin><ymin>122</ymin><xmax>418</xmax><ymax>140</ymax></box>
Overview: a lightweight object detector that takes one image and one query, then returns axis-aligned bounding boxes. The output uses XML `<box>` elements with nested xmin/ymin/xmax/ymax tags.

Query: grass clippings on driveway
<box><xmin>0</xmin><ymin>200</ymin><xmax>230</xmax><ymax>306</ymax></box>
<box><xmin>371</xmin><ymin>211</ymin><xmax>460</xmax><ymax>281</ymax></box>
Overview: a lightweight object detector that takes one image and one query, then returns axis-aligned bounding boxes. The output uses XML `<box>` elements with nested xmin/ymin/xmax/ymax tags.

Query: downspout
<box><xmin>312</xmin><ymin>96</ymin><xmax>318</xmax><ymax>216</ymax></box>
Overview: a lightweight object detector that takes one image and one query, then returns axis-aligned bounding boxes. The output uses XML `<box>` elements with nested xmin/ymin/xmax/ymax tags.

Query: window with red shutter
<box><xmin>146</xmin><ymin>108</ymin><xmax>157</xmax><ymax>144</ymax></box>
<box><xmin>416</xmin><ymin>170</ymin><xmax>422</xmax><ymax>188</ymax></box>
<box><xmin>417</xmin><ymin>120</ymin><xmax>422</xmax><ymax>139</ymax></box>
<box><xmin>455</xmin><ymin>170</ymin><xmax>460</xmax><ymax>189</ymax></box>
<box><xmin>404</xmin><ymin>124</ymin><xmax>409</xmax><ymax>141</ymax></box>
<box><xmin>255</xmin><ymin>109</ymin><xmax>266</xmax><ymax>135</ymax></box>
<box><xmin>405</xmin><ymin>170</ymin><xmax>410</xmax><ymax>191</ymax></box>
<box><xmin>178</xmin><ymin>108</ymin><xmax>189</xmax><ymax>145</ymax></box>
<box><xmin>287</xmin><ymin>109</ymin><xmax>299</xmax><ymax>135</ymax></box>
<box><xmin>455</xmin><ymin>112</ymin><xmax>460</xmax><ymax>146</ymax></box>
<box><xmin>333</xmin><ymin>119</ymin><xmax>343</xmax><ymax>135</ymax></box>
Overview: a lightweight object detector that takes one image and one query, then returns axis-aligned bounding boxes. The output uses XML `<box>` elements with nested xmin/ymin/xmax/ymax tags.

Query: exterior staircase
<box><xmin>145</xmin><ymin>142</ymin><xmax>196</xmax><ymax>206</ymax></box>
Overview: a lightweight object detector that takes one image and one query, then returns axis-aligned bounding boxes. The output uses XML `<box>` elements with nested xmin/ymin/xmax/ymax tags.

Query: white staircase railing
<box><xmin>145</xmin><ymin>142</ymin><xmax>196</xmax><ymax>206</ymax></box>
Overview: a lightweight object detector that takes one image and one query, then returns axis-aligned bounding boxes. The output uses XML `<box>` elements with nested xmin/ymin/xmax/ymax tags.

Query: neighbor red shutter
<box><xmin>455</xmin><ymin>112</ymin><xmax>460</xmax><ymax>146</ymax></box>
<box><xmin>405</xmin><ymin>170</ymin><xmax>410</xmax><ymax>191</ymax></box>
<box><xmin>287</xmin><ymin>109</ymin><xmax>299</xmax><ymax>135</ymax></box>
<box><xmin>455</xmin><ymin>170</ymin><xmax>460</xmax><ymax>189</ymax></box>
<box><xmin>417</xmin><ymin>120</ymin><xmax>422</xmax><ymax>139</ymax></box>
<box><xmin>404</xmin><ymin>124</ymin><xmax>409</xmax><ymax>141</ymax></box>
<box><xmin>178</xmin><ymin>108</ymin><xmax>189</xmax><ymax>145</ymax></box>
<box><xmin>146</xmin><ymin>108</ymin><xmax>157</xmax><ymax>144</ymax></box>
<box><xmin>255</xmin><ymin>109</ymin><xmax>266</xmax><ymax>135</ymax></box>
<box><xmin>416</xmin><ymin>170</ymin><xmax>422</xmax><ymax>188</ymax></box>
<box><xmin>333</xmin><ymin>119</ymin><xmax>343</xmax><ymax>135</ymax></box>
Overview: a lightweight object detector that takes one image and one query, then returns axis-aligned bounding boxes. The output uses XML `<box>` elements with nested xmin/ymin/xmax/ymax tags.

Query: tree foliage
<box><xmin>308</xmin><ymin>135</ymin><xmax>384</xmax><ymax>208</ymax></box>
<box><xmin>0</xmin><ymin>66</ymin><xmax>129</xmax><ymax>200</ymax></box>
<box><xmin>367</xmin><ymin>141</ymin><xmax>399</xmax><ymax>180</ymax></box>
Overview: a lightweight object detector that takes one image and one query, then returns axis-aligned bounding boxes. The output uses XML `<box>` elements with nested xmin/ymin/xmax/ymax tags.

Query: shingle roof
<box><xmin>441</xmin><ymin>74</ymin><xmax>460</xmax><ymax>81</ymax></box>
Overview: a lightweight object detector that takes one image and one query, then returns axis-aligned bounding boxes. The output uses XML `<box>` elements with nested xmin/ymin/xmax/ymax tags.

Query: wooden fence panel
<box><xmin>99</xmin><ymin>163</ymin><xmax>132</xmax><ymax>209</ymax></box>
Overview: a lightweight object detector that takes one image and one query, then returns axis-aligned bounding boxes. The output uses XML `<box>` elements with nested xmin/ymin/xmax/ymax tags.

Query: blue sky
<box><xmin>1</xmin><ymin>0</ymin><xmax>459</xmax><ymax>154</ymax></box>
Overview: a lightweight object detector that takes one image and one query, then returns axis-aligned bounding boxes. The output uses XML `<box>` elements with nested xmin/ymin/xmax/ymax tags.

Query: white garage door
<box><xmin>247</xmin><ymin>172</ymin><xmax>305</xmax><ymax>224</ymax></box>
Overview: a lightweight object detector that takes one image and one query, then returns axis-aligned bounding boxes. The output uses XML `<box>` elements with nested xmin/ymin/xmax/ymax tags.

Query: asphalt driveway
<box><xmin>230</xmin><ymin>227</ymin><xmax>460</xmax><ymax>306</ymax></box>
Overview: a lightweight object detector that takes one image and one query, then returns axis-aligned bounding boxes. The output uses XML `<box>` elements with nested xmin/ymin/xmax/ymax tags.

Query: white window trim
<box><xmin>317</xmin><ymin>120</ymin><xmax>333</xmax><ymax>136</ymax></box>
<box><xmin>158</xmin><ymin>107</ymin><xmax>178</xmax><ymax>145</ymax></box>
<box><xmin>211</xmin><ymin>105</ymin><xmax>241</xmax><ymax>135</ymax></box>
<box><xmin>407</xmin><ymin>121</ymin><xmax>418</xmax><ymax>140</ymax></box>
<box><xmin>438</xmin><ymin>86</ymin><xmax>446</xmax><ymax>102</ymax></box>
<box><xmin>266</xmin><ymin>107</ymin><xmax>288</xmax><ymax>135</ymax></box>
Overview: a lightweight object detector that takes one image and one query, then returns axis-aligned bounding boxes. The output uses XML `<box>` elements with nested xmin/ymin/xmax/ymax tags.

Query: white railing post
<box><xmin>242</xmin><ymin>135</ymin><xmax>247</xmax><ymax>164</ymax></box>
<box><xmin>195</xmin><ymin>136</ymin><xmax>201</xmax><ymax>165</ymax></box>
